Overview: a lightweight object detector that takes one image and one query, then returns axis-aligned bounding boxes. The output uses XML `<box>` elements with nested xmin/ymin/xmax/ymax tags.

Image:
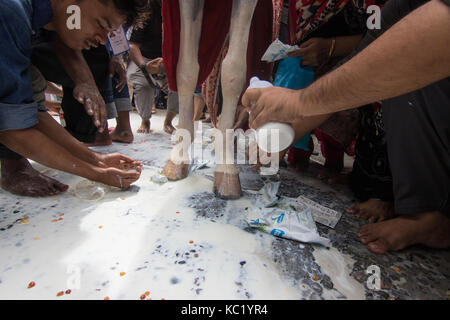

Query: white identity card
<box><xmin>108</xmin><ymin>26</ymin><xmax>130</xmax><ymax>56</ymax></box>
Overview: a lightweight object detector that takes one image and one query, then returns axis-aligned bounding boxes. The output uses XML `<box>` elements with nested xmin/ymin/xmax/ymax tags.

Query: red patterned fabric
<box><xmin>203</xmin><ymin>0</ymin><xmax>281</xmax><ymax>123</ymax></box>
<box><xmin>288</xmin><ymin>0</ymin><xmax>349</xmax><ymax>44</ymax></box>
<box><xmin>288</xmin><ymin>0</ymin><xmax>377</xmax><ymax>43</ymax></box>
<box><xmin>162</xmin><ymin>0</ymin><xmax>232</xmax><ymax>92</ymax></box>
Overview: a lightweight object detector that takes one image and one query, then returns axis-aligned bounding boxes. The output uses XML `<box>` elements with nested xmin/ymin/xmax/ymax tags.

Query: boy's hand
<box><xmin>73</xmin><ymin>81</ymin><xmax>107</xmax><ymax>132</ymax></box>
<box><xmin>287</xmin><ymin>37</ymin><xmax>332</xmax><ymax>67</ymax></box>
<box><xmin>146</xmin><ymin>58</ymin><xmax>163</xmax><ymax>75</ymax></box>
<box><xmin>109</xmin><ymin>56</ymin><xmax>127</xmax><ymax>91</ymax></box>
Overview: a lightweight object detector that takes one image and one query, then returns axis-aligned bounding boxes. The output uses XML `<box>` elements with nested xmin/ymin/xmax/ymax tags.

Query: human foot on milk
<box><xmin>358</xmin><ymin>211</ymin><xmax>450</xmax><ymax>254</ymax></box>
<box><xmin>163</xmin><ymin>122</ymin><xmax>176</xmax><ymax>135</ymax></box>
<box><xmin>110</xmin><ymin>112</ymin><xmax>134</xmax><ymax>143</ymax></box>
<box><xmin>137</xmin><ymin>120</ymin><xmax>152</xmax><ymax>134</ymax></box>
<box><xmin>110</xmin><ymin>128</ymin><xmax>134</xmax><ymax>143</ymax></box>
<box><xmin>347</xmin><ymin>198</ymin><xmax>394</xmax><ymax>223</ymax></box>
<box><xmin>85</xmin><ymin>127</ymin><xmax>112</xmax><ymax>147</ymax></box>
<box><xmin>1</xmin><ymin>158</ymin><xmax>68</xmax><ymax>197</ymax></box>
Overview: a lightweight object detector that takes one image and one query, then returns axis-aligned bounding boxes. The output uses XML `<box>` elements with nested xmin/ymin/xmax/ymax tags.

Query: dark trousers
<box><xmin>347</xmin><ymin>0</ymin><xmax>449</xmax><ymax>214</ymax></box>
<box><xmin>31</xmin><ymin>42</ymin><xmax>110</xmax><ymax>143</ymax></box>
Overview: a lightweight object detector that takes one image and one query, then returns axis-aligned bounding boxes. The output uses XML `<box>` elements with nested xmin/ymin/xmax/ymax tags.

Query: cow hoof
<box><xmin>162</xmin><ymin>159</ymin><xmax>189</xmax><ymax>181</ymax></box>
<box><xmin>213</xmin><ymin>171</ymin><xmax>242</xmax><ymax>200</ymax></box>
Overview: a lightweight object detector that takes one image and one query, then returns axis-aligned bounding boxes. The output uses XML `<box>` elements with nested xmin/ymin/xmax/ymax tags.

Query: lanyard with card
<box><xmin>108</xmin><ymin>25</ymin><xmax>130</xmax><ymax>56</ymax></box>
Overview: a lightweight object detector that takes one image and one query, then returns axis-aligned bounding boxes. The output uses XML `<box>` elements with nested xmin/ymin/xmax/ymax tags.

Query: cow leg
<box><xmin>213</xmin><ymin>0</ymin><xmax>258</xmax><ymax>199</ymax></box>
<box><xmin>162</xmin><ymin>0</ymin><xmax>204</xmax><ymax>181</ymax></box>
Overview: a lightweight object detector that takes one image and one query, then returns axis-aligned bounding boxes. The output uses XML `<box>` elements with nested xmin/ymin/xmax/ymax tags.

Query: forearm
<box><xmin>0</xmin><ymin>128</ymin><xmax>101</xmax><ymax>182</ymax></box>
<box><xmin>297</xmin><ymin>0</ymin><xmax>450</xmax><ymax>117</ymax></box>
<box><xmin>35</xmin><ymin>112</ymin><xmax>102</xmax><ymax>167</ymax></box>
<box><xmin>129</xmin><ymin>43</ymin><xmax>146</xmax><ymax>66</ymax></box>
<box><xmin>332</xmin><ymin>35</ymin><xmax>363</xmax><ymax>57</ymax></box>
<box><xmin>53</xmin><ymin>36</ymin><xmax>95</xmax><ymax>86</ymax></box>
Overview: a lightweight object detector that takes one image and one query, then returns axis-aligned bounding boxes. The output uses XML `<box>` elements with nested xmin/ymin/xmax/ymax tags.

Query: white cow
<box><xmin>162</xmin><ymin>0</ymin><xmax>263</xmax><ymax>200</ymax></box>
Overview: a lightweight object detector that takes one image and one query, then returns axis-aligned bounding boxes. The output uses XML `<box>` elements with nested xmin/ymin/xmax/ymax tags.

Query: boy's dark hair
<box><xmin>103</xmin><ymin>0</ymin><xmax>150</xmax><ymax>28</ymax></box>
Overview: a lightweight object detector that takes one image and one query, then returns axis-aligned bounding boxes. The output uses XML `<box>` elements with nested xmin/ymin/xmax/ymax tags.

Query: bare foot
<box><xmin>152</xmin><ymin>104</ymin><xmax>156</xmax><ymax>114</ymax></box>
<box><xmin>358</xmin><ymin>211</ymin><xmax>450</xmax><ymax>254</ymax></box>
<box><xmin>110</xmin><ymin>128</ymin><xmax>134</xmax><ymax>144</ymax></box>
<box><xmin>111</xmin><ymin>111</ymin><xmax>134</xmax><ymax>143</ymax></box>
<box><xmin>137</xmin><ymin>120</ymin><xmax>152</xmax><ymax>134</ymax></box>
<box><xmin>1</xmin><ymin>158</ymin><xmax>68</xmax><ymax>197</ymax></box>
<box><xmin>163</xmin><ymin>122</ymin><xmax>176</xmax><ymax>135</ymax></box>
<box><xmin>85</xmin><ymin>129</ymin><xmax>112</xmax><ymax>147</ymax></box>
<box><xmin>347</xmin><ymin>198</ymin><xmax>394</xmax><ymax>223</ymax></box>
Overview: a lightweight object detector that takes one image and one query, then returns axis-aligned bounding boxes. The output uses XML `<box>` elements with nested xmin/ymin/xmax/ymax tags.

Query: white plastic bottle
<box><xmin>248</xmin><ymin>77</ymin><xmax>295</xmax><ymax>153</ymax></box>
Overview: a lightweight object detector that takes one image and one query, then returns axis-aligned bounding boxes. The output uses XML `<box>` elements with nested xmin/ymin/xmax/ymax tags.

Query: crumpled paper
<box><xmin>188</xmin><ymin>158</ymin><xmax>209</xmax><ymax>175</ymax></box>
<box><xmin>261</xmin><ymin>39</ymin><xmax>300</xmax><ymax>62</ymax></box>
<box><xmin>246</xmin><ymin>182</ymin><xmax>332</xmax><ymax>247</ymax></box>
<box><xmin>247</xmin><ymin>207</ymin><xmax>331</xmax><ymax>247</ymax></box>
<box><xmin>151</xmin><ymin>172</ymin><xmax>168</xmax><ymax>184</ymax></box>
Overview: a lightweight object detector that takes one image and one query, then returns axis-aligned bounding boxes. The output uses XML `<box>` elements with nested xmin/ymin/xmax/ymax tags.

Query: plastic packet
<box><xmin>151</xmin><ymin>173</ymin><xmax>168</xmax><ymax>184</ymax></box>
<box><xmin>247</xmin><ymin>207</ymin><xmax>331</xmax><ymax>247</ymax></box>
<box><xmin>74</xmin><ymin>180</ymin><xmax>107</xmax><ymax>201</ymax></box>
<box><xmin>261</xmin><ymin>39</ymin><xmax>299</xmax><ymax>62</ymax></box>
<box><xmin>248</xmin><ymin>182</ymin><xmax>331</xmax><ymax>246</ymax></box>
<box><xmin>253</xmin><ymin>181</ymin><xmax>281</xmax><ymax>208</ymax></box>
<box><xmin>189</xmin><ymin>159</ymin><xmax>209</xmax><ymax>175</ymax></box>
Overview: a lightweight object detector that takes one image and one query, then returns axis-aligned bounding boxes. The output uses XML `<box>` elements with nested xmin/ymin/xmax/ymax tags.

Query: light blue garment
<box><xmin>274</xmin><ymin>57</ymin><xmax>315</xmax><ymax>151</ymax></box>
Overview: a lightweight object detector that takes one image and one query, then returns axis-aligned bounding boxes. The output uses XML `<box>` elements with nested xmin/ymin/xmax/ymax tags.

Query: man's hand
<box><xmin>287</xmin><ymin>38</ymin><xmax>332</xmax><ymax>67</ymax></box>
<box><xmin>242</xmin><ymin>87</ymin><xmax>302</xmax><ymax>129</ymax></box>
<box><xmin>233</xmin><ymin>105</ymin><xmax>250</xmax><ymax>130</ymax></box>
<box><xmin>145</xmin><ymin>58</ymin><xmax>163</xmax><ymax>75</ymax></box>
<box><xmin>109</xmin><ymin>55</ymin><xmax>127</xmax><ymax>91</ymax></box>
<box><xmin>73</xmin><ymin>81</ymin><xmax>107</xmax><ymax>132</ymax></box>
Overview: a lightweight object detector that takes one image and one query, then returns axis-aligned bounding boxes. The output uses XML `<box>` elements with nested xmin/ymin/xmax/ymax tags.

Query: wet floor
<box><xmin>0</xmin><ymin>111</ymin><xmax>448</xmax><ymax>300</ymax></box>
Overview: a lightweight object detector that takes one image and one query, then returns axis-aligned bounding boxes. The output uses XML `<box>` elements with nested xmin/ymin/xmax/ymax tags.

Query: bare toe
<box><xmin>367</xmin><ymin>239</ymin><xmax>389</xmax><ymax>255</ymax></box>
<box><xmin>358</xmin><ymin>225</ymin><xmax>378</xmax><ymax>244</ymax></box>
<box><xmin>346</xmin><ymin>204</ymin><xmax>360</xmax><ymax>215</ymax></box>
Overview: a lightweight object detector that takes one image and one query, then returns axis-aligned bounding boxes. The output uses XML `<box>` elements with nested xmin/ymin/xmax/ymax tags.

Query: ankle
<box><xmin>1</xmin><ymin>158</ymin><xmax>30</xmax><ymax>176</ymax></box>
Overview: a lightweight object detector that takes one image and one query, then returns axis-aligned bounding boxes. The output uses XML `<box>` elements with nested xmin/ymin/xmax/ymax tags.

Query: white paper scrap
<box><xmin>295</xmin><ymin>195</ymin><xmax>342</xmax><ymax>229</ymax></box>
<box><xmin>261</xmin><ymin>39</ymin><xmax>300</xmax><ymax>62</ymax></box>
